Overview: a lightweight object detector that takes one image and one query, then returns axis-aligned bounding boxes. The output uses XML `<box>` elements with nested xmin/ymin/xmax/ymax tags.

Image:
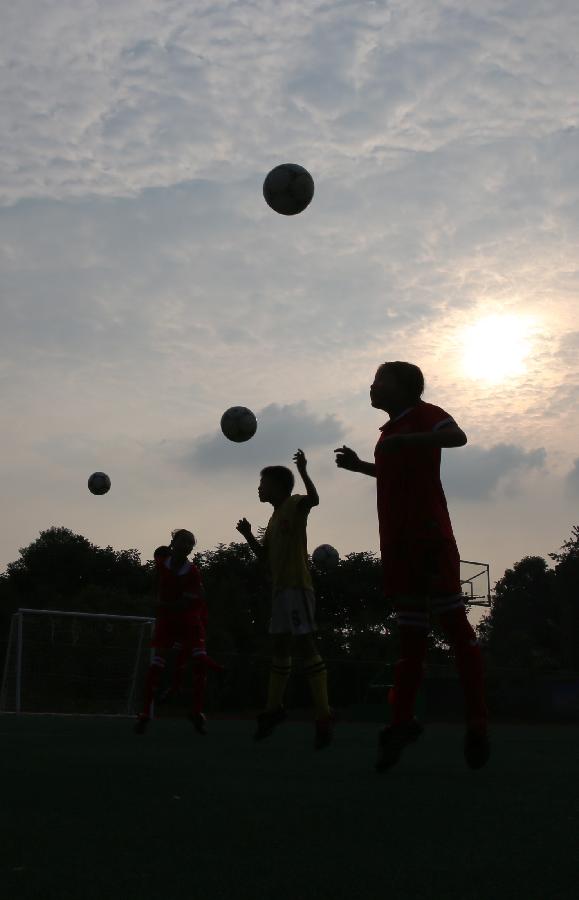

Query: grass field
<box><xmin>1</xmin><ymin>714</ymin><xmax>578</xmax><ymax>900</ymax></box>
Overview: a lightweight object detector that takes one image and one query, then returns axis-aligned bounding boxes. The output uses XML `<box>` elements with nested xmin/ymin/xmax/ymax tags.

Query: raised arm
<box><xmin>293</xmin><ymin>449</ymin><xmax>319</xmax><ymax>506</ymax></box>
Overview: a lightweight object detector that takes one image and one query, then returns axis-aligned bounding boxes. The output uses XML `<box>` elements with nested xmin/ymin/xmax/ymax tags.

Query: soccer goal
<box><xmin>0</xmin><ymin>609</ymin><xmax>155</xmax><ymax>716</ymax></box>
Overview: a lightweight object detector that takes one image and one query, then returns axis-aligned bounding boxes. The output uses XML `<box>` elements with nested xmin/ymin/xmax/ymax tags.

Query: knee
<box><xmin>273</xmin><ymin>636</ymin><xmax>292</xmax><ymax>658</ymax></box>
<box><xmin>439</xmin><ymin>610</ymin><xmax>477</xmax><ymax>648</ymax></box>
<box><xmin>295</xmin><ymin>634</ymin><xmax>318</xmax><ymax>659</ymax></box>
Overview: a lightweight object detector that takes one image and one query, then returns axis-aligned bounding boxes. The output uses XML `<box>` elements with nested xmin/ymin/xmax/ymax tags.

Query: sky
<box><xmin>2</xmin><ymin>0</ymin><xmax>579</xmax><ymax>625</ymax></box>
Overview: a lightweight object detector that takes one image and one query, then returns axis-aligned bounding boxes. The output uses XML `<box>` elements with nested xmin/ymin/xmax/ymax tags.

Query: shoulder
<box><xmin>279</xmin><ymin>494</ymin><xmax>303</xmax><ymax>515</ymax></box>
<box><xmin>292</xmin><ymin>493</ymin><xmax>314</xmax><ymax>515</ymax></box>
<box><xmin>413</xmin><ymin>400</ymin><xmax>457</xmax><ymax>431</ymax></box>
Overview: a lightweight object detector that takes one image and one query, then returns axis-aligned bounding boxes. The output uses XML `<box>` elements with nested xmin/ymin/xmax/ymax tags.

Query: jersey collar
<box><xmin>164</xmin><ymin>557</ymin><xmax>191</xmax><ymax>576</ymax></box>
<box><xmin>379</xmin><ymin>403</ymin><xmax>417</xmax><ymax>430</ymax></box>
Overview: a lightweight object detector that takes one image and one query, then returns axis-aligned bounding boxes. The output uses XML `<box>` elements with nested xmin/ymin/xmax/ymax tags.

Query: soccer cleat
<box><xmin>314</xmin><ymin>710</ymin><xmax>336</xmax><ymax>750</ymax></box>
<box><xmin>134</xmin><ymin>715</ymin><xmax>150</xmax><ymax>735</ymax></box>
<box><xmin>189</xmin><ymin>712</ymin><xmax>208</xmax><ymax>735</ymax></box>
<box><xmin>464</xmin><ymin>726</ymin><xmax>490</xmax><ymax>769</ymax></box>
<box><xmin>375</xmin><ymin>719</ymin><xmax>424</xmax><ymax>771</ymax></box>
<box><xmin>254</xmin><ymin>706</ymin><xmax>287</xmax><ymax>741</ymax></box>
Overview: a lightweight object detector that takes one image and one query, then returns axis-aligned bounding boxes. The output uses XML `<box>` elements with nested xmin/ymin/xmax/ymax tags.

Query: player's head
<box><xmin>170</xmin><ymin>529</ymin><xmax>196</xmax><ymax>556</ymax></box>
<box><xmin>258</xmin><ymin>466</ymin><xmax>294</xmax><ymax>504</ymax></box>
<box><xmin>370</xmin><ymin>361</ymin><xmax>424</xmax><ymax>412</ymax></box>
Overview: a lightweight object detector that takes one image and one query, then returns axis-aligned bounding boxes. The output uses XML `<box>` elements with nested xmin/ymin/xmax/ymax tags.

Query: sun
<box><xmin>459</xmin><ymin>313</ymin><xmax>536</xmax><ymax>384</ymax></box>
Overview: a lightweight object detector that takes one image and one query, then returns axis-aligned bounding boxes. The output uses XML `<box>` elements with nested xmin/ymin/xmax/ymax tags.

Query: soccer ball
<box><xmin>220</xmin><ymin>406</ymin><xmax>258</xmax><ymax>443</ymax></box>
<box><xmin>88</xmin><ymin>472</ymin><xmax>111</xmax><ymax>495</ymax></box>
<box><xmin>263</xmin><ymin>164</ymin><xmax>314</xmax><ymax>216</ymax></box>
<box><xmin>312</xmin><ymin>544</ymin><xmax>340</xmax><ymax>570</ymax></box>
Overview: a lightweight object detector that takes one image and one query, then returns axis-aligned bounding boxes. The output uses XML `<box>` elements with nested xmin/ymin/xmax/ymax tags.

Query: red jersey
<box><xmin>154</xmin><ymin>553</ymin><xmax>207</xmax><ymax>627</ymax></box>
<box><xmin>375</xmin><ymin>399</ymin><xmax>461</xmax><ymax>598</ymax></box>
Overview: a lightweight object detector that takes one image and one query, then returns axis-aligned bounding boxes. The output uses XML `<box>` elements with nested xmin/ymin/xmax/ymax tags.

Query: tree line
<box><xmin>1</xmin><ymin>524</ymin><xmax>578</xmax><ymax>673</ymax></box>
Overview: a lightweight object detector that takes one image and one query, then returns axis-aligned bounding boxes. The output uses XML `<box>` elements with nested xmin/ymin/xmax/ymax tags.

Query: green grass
<box><xmin>1</xmin><ymin>715</ymin><xmax>578</xmax><ymax>900</ymax></box>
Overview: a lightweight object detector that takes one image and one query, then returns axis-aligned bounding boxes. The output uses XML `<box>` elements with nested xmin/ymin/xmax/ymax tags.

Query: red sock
<box><xmin>191</xmin><ymin>661</ymin><xmax>207</xmax><ymax>716</ymax></box>
<box><xmin>391</xmin><ymin>626</ymin><xmax>429</xmax><ymax>725</ymax></box>
<box><xmin>438</xmin><ymin>607</ymin><xmax>488</xmax><ymax>728</ymax></box>
<box><xmin>141</xmin><ymin>657</ymin><xmax>165</xmax><ymax>718</ymax></box>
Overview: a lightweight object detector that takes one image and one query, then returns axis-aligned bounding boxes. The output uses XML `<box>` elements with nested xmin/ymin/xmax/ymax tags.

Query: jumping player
<box><xmin>335</xmin><ymin>361</ymin><xmax>490</xmax><ymax>770</ymax></box>
<box><xmin>134</xmin><ymin>529</ymin><xmax>223</xmax><ymax>736</ymax></box>
<box><xmin>236</xmin><ymin>449</ymin><xmax>334</xmax><ymax>750</ymax></box>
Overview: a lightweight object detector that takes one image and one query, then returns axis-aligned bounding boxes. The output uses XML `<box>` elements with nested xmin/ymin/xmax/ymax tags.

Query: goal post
<box><xmin>0</xmin><ymin>608</ymin><xmax>155</xmax><ymax>717</ymax></box>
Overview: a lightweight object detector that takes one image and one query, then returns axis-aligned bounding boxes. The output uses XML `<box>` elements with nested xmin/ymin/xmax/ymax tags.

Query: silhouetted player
<box><xmin>237</xmin><ymin>449</ymin><xmax>334</xmax><ymax>749</ymax></box>
<box><xmin>335</xmin><ymin>361</ymin><xmax>489</xmax><ymax>770</ymax></box>
<box><xmin>134</xmin><ymin>529</ymin><xmax>222</xmax><ymax>736</ymax></box>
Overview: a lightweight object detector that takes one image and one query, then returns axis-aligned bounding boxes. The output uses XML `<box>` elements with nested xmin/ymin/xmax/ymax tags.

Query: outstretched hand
<box><xmin>236</xmin><ymin>518</ymin><xmax>252</xmax><ymax>538</ymax></box>
<box><xmin>334</xmin><ymin>445</ymin><xmax>360</xmax><ymax>471</ymax></box>
<box><xmin>293</xmin><ymin>448</ymin><xmax>308</xmax><ymax>476</ymax></box>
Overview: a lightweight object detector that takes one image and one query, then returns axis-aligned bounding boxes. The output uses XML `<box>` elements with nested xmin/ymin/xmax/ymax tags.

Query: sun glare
<box><xmin>460</xmin><ymin>314</ymin><xmax>536</xmax><ymax>384</ymax></box>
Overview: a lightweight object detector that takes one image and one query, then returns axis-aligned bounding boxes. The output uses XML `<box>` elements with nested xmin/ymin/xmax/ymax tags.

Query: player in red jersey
<box><xmin>335</xmin><ymin>361</ymin><xmax>489</xmax><ymax>770</ymax></box>
<box><xmin>134</xmin><ymin>529</ymin><xmax>223</xmax><ymax>735</ymax></box>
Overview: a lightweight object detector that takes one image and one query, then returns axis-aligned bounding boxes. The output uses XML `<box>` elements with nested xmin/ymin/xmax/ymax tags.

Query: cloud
<box><xmin>183</xmin><ymin>401</ymin><xmax>346</xmax><ymax>471</ymax></box>
<box><xmin>442</xmin><ymin>442</ymin><xmax>547</xmax><ymax>501</ymax></box>
<box><xmin>2</xmin><ymin>0</ymin><xmax>579</xmax><ymax>588</ymax></box>
<box><xmin>563</xmin><ymin>458</ymin><xmax>579</xmax><ymax>500</ymax></box>
<box><xmin>3</xmin><ymin>0</ymin><xmax>579</xmax><ymax>205</ymax></box>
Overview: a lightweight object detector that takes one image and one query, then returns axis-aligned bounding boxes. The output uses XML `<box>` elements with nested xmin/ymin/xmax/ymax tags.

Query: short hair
<box><xmin>377</xmin><ymin>361</ymin><xmax>425</xmax><ymax>403</ymax></box>
<box><xmin>260</xmin><ymin>466</ymin><xmax>295</xmax><ymax>496</ymax></box>
<box><xmin>154</xmin><ymin>545</ymin><xmax>171</xmax><ymax>560</ymax></box>
<box><xmin>170</xmin><ymin>529</ymin><xmax>196</xmax><ymax>548</ymax></box>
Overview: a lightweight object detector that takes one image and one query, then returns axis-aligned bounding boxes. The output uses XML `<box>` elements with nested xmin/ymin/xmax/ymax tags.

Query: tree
<box><xmin>477</xmin><ymin>525</ymin><xmax>579</xmax><ymax>672</ymax></box>
<box><xmin>0</xmin><ymin>527</ymin><xmax>153</xmax><ymax>644</ymax></box>
<box><xmin>548</xmin><ymin>525</ymin><xmax>579</xmax><ymax>671</ymax></box>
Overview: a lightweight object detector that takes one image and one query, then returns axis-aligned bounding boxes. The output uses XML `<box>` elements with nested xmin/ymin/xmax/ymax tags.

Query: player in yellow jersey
<box><xmin>236</xmin><ymin>449</ymin><xmax>334</xmax><ymax>749</ymax></box>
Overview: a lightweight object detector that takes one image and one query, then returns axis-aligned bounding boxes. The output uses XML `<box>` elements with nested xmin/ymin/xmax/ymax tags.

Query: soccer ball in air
<box><xmin>263</xmin><ymin>164</ymin><xmax>314</xmax><ymax>216</ymax></box>
<box><xmin>88</xmin><ymin>472</ymin><xmax>111</xmax><ymax>495</ymax></box>
<box><xmin>312</xmin><ymin>544</ymin><xmax>340</xmax><ymax>570</ymax></box>
<box><xmin>220</xmin><ymin>406</ymin><xmax>258</xmax><ymax>443</ymax></box>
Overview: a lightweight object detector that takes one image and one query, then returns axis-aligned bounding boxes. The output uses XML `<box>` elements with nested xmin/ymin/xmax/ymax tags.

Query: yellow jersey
<box><xmin>262</xmin><ymin>494</ymin><xmax>314</xmax><ymax>594</ymax></box>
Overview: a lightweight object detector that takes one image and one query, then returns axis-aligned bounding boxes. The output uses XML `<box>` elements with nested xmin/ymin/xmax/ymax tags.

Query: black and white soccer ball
<box><xmin>263</xmin><ymin>164</ymin><xmax>314</xmax><ymax>216</ymax></box>
<box><xmin>88</xmin><ymin>472</ymin><xmax>111</xmax><ymax>495</ymax></box>
<box><xmin>312</xmin><ymin>544</ymin><xmax>340</xmax><ymax>570</ymax></box>
<box><xmin>220</xmin><ymin>406</ymin><xmax>258</xmax><ymax>443</ymax></box>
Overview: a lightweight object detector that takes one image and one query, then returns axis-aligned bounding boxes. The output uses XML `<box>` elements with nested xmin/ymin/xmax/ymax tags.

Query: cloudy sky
<box><xmin>2</xmin><ymin>0</ymin><xmax>579</xmax><ymax>622</ymax></box>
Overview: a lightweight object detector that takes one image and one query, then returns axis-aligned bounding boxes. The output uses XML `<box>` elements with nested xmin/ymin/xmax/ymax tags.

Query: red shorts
<box><xmin>381</xmin><ymin>537</ymin><xmax>461</xmax><ymax>600</ymax></box>
<box><xmin>151</xmin><ymin>614</ymin><xmax>206</xmax><ymax>651</ymax></box>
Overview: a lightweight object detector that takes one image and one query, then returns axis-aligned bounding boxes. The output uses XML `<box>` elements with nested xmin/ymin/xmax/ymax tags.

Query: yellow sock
<box><xmin>304</xmin><ymin>654</ymin><xmax>331</xmax><ymax>719</ymax></box>
<box><xmin>266</xmin><ymin>657</ymin><xmax>292</xmax><ymax>711</ymax></box>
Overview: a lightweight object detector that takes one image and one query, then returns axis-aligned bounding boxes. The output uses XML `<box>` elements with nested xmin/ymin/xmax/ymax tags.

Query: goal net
<box><xmin>1</xmin><ymin>609</ymin><xmax>154</xmax><ymax>716</ymax></box>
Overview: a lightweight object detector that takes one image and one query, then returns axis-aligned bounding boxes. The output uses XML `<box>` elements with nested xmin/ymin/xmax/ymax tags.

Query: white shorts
<box><xmin>269</xmin><ymin>588</ymin><xmax>318</xmax><ymax>636</ymax></box>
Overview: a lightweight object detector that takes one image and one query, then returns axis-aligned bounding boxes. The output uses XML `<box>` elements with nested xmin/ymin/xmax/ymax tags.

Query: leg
<box><xmin>190</xmin><ymin>649</ymin><xmax>207</xmax><ymax>717</ymax></box>
<box><xmin>295</xmin><ymin>633</ymin><xmax>331</xmax><ymax>720</ymax></box>
<box><xmin>390</xmin><ymin>598</ymin><xmax>430</xmax><ymax>726</ymax></box>
<box><xmin>434</xmin><ymin>597</ymin><xmax>488</xmax><ymax>729</ymax></box>
<box><xmin>157</xmin><ymin>643</ymin><xmax>187</xmax><ymax>701</ymax></box>
<box><xmin>139</xmin><ymin>648</ymin><xmax>169</xmax><ymax>721</ymax></box>
<box><xmin>253</xmin><ymin>633</ymin><xmax>292</xmax><ymax>741</ymax></box>
<box><xmin>265</xmin><ymin>633</ymin><xmax>292</xmax><ymax>712</ymax></box>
